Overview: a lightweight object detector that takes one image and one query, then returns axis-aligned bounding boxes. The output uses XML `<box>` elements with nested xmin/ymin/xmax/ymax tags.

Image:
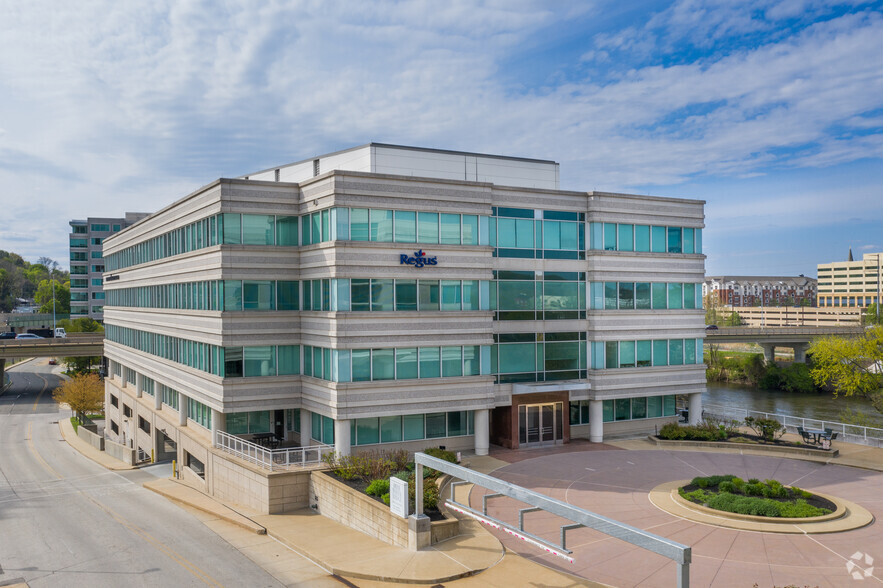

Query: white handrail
<box><xmin>703</xmin><ymin>403</ymin><xmax>883</xmax><ymax>447</ymax></box>
<box><xmin>215</xmin><ymin>431</ymin><xmax>332</xmax><ymax>471</ymax></box>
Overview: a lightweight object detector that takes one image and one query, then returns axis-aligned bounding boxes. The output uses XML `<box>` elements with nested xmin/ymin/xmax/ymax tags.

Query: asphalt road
<box><xmin>0</xmin><ymin>360</ymin><xmax>290</xmax><ymax>588</ymax></box>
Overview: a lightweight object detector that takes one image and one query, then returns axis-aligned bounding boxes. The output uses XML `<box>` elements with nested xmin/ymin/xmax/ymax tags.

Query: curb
<box><xmin>58</xmin><ymin>417</ymin><xmax>135</xmax><ymax>471</ymax></box>
<box><xmin>143</xmin><ymin>479</ymin><xmax>267</xmax><ymax>536</ymax></box>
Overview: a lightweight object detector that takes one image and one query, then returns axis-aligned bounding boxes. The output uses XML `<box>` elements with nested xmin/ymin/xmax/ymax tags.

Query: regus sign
<box><xmin>400</xmin><ymin>250</ymin><xmax>438</xmax><ymax>268</ymax></box>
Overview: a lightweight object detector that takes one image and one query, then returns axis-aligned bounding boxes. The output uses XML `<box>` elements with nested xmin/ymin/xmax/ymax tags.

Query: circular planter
<box><xmin>649</xmin><ymin>480</ymin><xmax>874</xmax><ymax>533</ymax></box>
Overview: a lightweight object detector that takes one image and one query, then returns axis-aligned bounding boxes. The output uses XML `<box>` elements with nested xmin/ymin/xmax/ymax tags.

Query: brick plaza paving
<box><xmin>470</xmin><ymin>446</ymin><xmax>883</xmax><ymax>587</ymax></box>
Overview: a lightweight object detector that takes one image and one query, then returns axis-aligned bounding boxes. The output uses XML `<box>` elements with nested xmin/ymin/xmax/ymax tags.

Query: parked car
<box><xmin>705</xmin><ymin>325</ymin><xmax>719</xmax><ymax>331</ymax></box>
<box><xmin>0</xmin><ymin>331</ymin><xmax>16</xmax><ymax>340</ymax></box>
<box><xmin>15</xmin><ymin>333</ymin><xmax>44</xmax><ymax>339</ymax></box>
<box><xmin>48</xmin><ymin>358</ymin><xmax>57</xmax><ymax>365</ymax></box>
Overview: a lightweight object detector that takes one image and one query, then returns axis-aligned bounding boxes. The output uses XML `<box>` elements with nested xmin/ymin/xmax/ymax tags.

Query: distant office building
<box><xmin>817</xmin><ymin>252</ymin><xmax>883</xmax><ymax>308</ymax></box>
<box><xmin>704</xmin><ymin>276</ymin><xmax>816</xmax><ymax>307</ymax></box>
<box><xmin>69</xmin><ymin>213</ymin><xmax>149</xmax><ymax>321</ymax></box>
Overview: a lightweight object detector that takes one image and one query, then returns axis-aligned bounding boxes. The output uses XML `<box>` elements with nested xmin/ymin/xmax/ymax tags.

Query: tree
<box><xmin>34</xmin><ymin>278</ymin><xmax>70</xmax><ymax>314</ymax></box>
<box><xmin>724</xmin><ymin>311</ymin><xmax>742</xmax><ymax>326</ymax></box>
<box><xmin>58</xmin><ymin>317</ymin><xmax>103</xmax><ymax>333</ymax></box>
<box><xmin>704</xmin><ymin>292</ymin><xmax>724</xmax><ymax>325</ymax></box>
<box><xmin>863</xmin><ymin>304</ymin><xmax>883</xmax><ymax>326</ymax></box>
<box><xmin>809</xmin><ymin>327</ymin><xmax>883</xmax><ymax>413</ymax></box>
<box><xmin>53</xmin><ymin>373</ymin><xmax>105</xmax><ymax>415</ymax></box>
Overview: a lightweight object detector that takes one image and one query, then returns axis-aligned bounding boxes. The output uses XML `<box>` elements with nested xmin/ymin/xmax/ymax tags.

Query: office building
<box><xmin>100</xmin><ymin>144</ymin><xmax>705</xmax><ymax>504</ymax></box>
<box><xmin>817</xmin><ymin>253</ymin><xmax>883</xmax><ymax>308</ymax></box>
<box><xmin>69</xmin><ymin>213</ymin><xmax>149</xmax><ymax>320</ymax></box>
<box><xmin>704</xmin><ymin>276</ymin><xmax>816</xmax><ymax>308</ymax></box>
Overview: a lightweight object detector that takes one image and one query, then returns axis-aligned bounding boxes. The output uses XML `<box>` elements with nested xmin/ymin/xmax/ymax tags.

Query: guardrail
<box><xmin>215</xmin><ymin>430</ymin><xmax>333</xmax><ymax>471</ymax></box>
<box><xmin>703</xmin><ymin>403</ymin><xmax>883</xmax><ymax>448</ymax></box>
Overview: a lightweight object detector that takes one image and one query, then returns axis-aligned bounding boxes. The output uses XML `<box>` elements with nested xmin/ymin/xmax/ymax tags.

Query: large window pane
<box><xmin>351</xmin><ymin>279</ymin><xmax>371</xmax><ymax>311</ymax></box>
<box><xmin>651</xmin><ymin>226</ymin><xmax>666</xmax><ymax>252</ymax></box>
<box><xmin>619</xmin><ymin>340</ymin><xmax>635</xmax><ymax>368</ymax></box>
<box><xmin>371</xmin><ymin>279</ymin><xmax>394</xmax><ymax>311</ymax></box>
<box><xmin>440</xmin><ymin>214</ymin><xmax>461</xmax><ymax>244</ymax></box>
<box><xmin>618</xmin><ymin>224</ymin><xmax>634</xmax><ymax>251</ymax></box>
<box><xmin>351</xmin><ymin>349</ymin><xmax>371</xmax><ymax>381</ymax></box>
<box><xmin>605</xmin><ymin>341</ymin><xmax>618</xmax><ymax>369</ymax></box>
<box><xmin>419</xmin><ymin>347</ymin><xmax>440</xmax><ymax>378</ymax></box>
<box><xmin>242</xmin><ymin>214</ymin><xmax>275</xmax><ymax>245</ymax></box>
<box><xmin>668</xmin><ymin>283</ymin><xmax>683</xmax><ymax>309</ymax></box>
<box><xmin>684</xmin><ymin>283</ymin><xmax>696</xmax><ymax>309</ymax></box>
<box><xmin>244</xmin><ymin>346</ymin><xmax>275</xmax><ymax>377</ymax></box>
<box><xmin>545</xmin><ymin>341</ymin><xmax>579</xmax><ymax>371</ymax></box>
<box><xmin>603</xmin><ymin>400</ymin><xmax>614</xmax><ymax>422</ymax></box>
<box><xmin>278</xmin><ymin>281</ymin><xmax>299</xmax><ymax>310</ymax></box>
<box><xmin>396</xmin><ymin>348</ymin><xmax>418</xmax><ymax>379</ymax></box>
<box><xmin>370</xmin><ymin>209</ymin><xmax>393</xmax><ymax>242</ymax></box>
<box><xmin>243</xmin><ymin>281</ymin><xmax>275</xmax><ymax>310</ymax></box>
<box><xmin>497</xmin><ymin>217</ymin><xmax>516</xmax><ymax>247</ymax></box>
<box><xmin>648</xmin><ymin>396</ymin><xmax>663</xmax><ymax>417</ymax></box>
<box><xmin>590</xmin><ymin>222</ymin><xmax>603</xmax><ymax>250</ymax></box>
<box><xmin>425</xmin><ymin>413</ymin><xmax>447</xmax><ymax>438</ymax></box>
<box><xmin>603</xmin><ymin>223</ymin><xmax>617</xmax><ymax>250</ymax></box>
<box><xmin>669</xmin><ymin>339</ymin><xmax>684</xmax><ymax>365</ymax></box>
<box><xmin>418</xmin><ymin>280</ymin><xmax>439</xmax><ymax>310</ymax></box>
<box><xmin>667</xmin><ymin>226</ymin><xmax>682</xmax><ymax>253</ymax></box>
<box><xmin>395</xmin><ymin>280</ymin><xmax>417</xmax><ymax>311</ymax></box>
<box><xmin>664</xmin><ymin>395</ymin><xmax>677</xmax><ymax>416</ymax></box>
<box><xmin>604</xmin><ymin>282</ymin><xmax>618</xmax><ymax>310</ymax></box>
<box><xmin>462</xmin><ymin>280</ymin><xmax>480</xmax><ymax>310</ymax></box>
<box><xmin>637</xmin><ymin>340</ymin><xmax>652</xmax><ymax>367</ymax></box>
<box><xmin>278</xmin><ymin>345</ymin><xmax>300</xmax><ymax>375</ymax></box>
<box><xmin>356</xmin><ymin>418</ymin><xmax>380</xmax><ymax>445</ymax></box>
<box><xmin>543</xmin><ymin>221</ymin><xmax>561</xmax><ymax>250</ymax></box>
<box><xmin>371</xmin><ymin>348</ymin><xmax>394</xmax><ymax>380</ymax></box>
<box><xmin>462</xmin><ymin>215</ymin><xmax>478</xmax><ymax>245</ymax></box>
<box><xmin>276</xmin><ymin>216</ymin><xmax>298</xmax><ymax>246</ymax></box>
<box><xmin>418</xmin><ymin>212</ymin><xmax>438</xmax><ymax>243</ymax></box>
<box><xmin>403</xmin><ymin>414</ymin><xmax>424</xmax><ymax>440</ymax></box>
<box><xmin>497</xmin><ymin>343</ymin><xmax>535</xmax><ymax>374</ymax></box>
<box><xmin>635</xmin><ymin>225</ymin><xmax>650</xmax><ymax>251</ymax></box>
<box><xmin>441</xmin><ymin>346</ymin><xmax>463</xmax><ymax>377</ymax></box>
<box><xmin>223</xmin><ymin>280</ymin><xmax>242</xmax><ymax>311</ymax></box>
<box><xmin>615</xmin><ymin>398</ymin><xmax>631</xmax><ymax>421</ymax></box>
<box><xmin>499</xmin><ymin>281</ymin><xmax>534</xmax><ymax>311</ymax></box>
<box><xmin>515</xmin><ymin>219</ymin><xmax>534</xmax><ymax>248</ymax></box>
<box><xmin>394</xmin><ymin>210</ymin><xmax>417</xmax><ymax>243</ymax></box>
<box><xmin>463</xmin><ymin>345</ymin><xmax>480</xmax><ymax>376</ymax></box>
<box><xmin>652</xmin><ymin>283</ymin><xmax>667</xmax><ymax>309</ymax></box>
<box><xmin>447</xmin><ymin>411</ymin><xmax>467</xmax><ymax>436</ymax></box>
<box><xmin>636</xmin><ymin>283</ymin><xmax>651</xmax><ymax>309</ymax></box>
<box><xmin>440</xmin><ymin>280</ymin><xmax>461</xmax><ymax>311</ymax></box>
<box><xmin>543</xmin><ymin>281</ymin><xmax>579</xmax><ymax>311</ymax></box>
<box><xmin>618</xmin><ymin>282</ymin><xmax>635</xmax><ymax>309</ymax></box>
<box><xmin>560</xmin><ymin>222</ymin><xmax>578</xmax><ymax>250</ymax></box>
<box><xmin>632</xmin><ymin>397</ymin><xmax>647</xmax><ymax>419</ymax></box>
<box><xmin>351</xmin><ymin>208</ymin><xmax>369</xmax><ymax>241</ymax></box>
<box><xmin>222</xmin><ymin>213</ymin><xmax>241</xmax><ymax>244</ymax></box>
<box><xmin>685</xmin><ymin>338</ymin><xmax>696</xmax><ymax>364</ymax></box>
<box><xmin>380</xmin><ymin>416</ymin><xmax>402</xmax><ymax>443</ymax></box>
<box><xmin>653</xmin><ymin>340</ymin><xmax>668</xmax><ymax>366</ymax></box>
<box><xmin>683</xmin><ymin>228</ymin><xmax>694</xmax><ymax>254</ymax></box>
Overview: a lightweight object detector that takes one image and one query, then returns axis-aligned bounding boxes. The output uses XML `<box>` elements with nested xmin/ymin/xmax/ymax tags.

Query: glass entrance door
<box><xmin>518</xmin><ymin>402</ymin><xmax>563</xmax><ymax>447</ymax></box>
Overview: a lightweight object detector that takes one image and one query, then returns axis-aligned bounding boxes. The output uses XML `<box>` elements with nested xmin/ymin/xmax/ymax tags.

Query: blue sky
<box><xmin>1</xmin><ymin>0</ymin><xmax>881</xmax><ymax>276</ymax></box>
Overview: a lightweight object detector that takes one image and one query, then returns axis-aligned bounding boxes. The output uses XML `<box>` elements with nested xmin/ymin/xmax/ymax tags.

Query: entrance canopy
<box><xmin>512</xmin><ymin>380</ymin><xmax>590</xmax><ymax>395</ymax></box>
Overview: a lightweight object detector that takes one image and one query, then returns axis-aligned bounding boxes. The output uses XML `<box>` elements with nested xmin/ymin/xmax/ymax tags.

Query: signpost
<box><xmin>389</xmin><ymin>476</ymin><xmax>408</xmax><ymax>518</ymax></box>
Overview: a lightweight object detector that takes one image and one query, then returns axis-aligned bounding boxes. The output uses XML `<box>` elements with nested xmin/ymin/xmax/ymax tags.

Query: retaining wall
<box><xmin>76</xmin><ymin>425</ymin><xmax>104</xmax><ymax>451</ymax></box>
<box><xmin>105</xmin><ymin>438</ymin><xmax>136</xmax><ymax>465</ymax></box>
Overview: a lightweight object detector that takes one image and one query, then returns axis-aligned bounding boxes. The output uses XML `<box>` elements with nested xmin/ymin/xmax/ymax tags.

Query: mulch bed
<box><xmin>680</xmin><ymin>481</ymin><xmax>837</xmax><ymax>513</ymax></box>
<box><xmin>325</xmin><ymin>471</ymin><xmax>446</xmax><ymax>521</ymax></box>
<box><xmin>656</xmin><ymin>432</ymin><xmax>832</xmax><ymax>451</ymax></box>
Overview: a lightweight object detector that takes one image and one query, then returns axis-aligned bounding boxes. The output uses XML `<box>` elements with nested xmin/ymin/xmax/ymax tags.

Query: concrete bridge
<box><xmin>0</xmin><ymin>333</ymin><xmax>104</xmax><ymax>386</ymax></box>
<box><xmin>705</xmin><ymin>326</ymin><xmax>865</xmax><ymax>363</ymax></box>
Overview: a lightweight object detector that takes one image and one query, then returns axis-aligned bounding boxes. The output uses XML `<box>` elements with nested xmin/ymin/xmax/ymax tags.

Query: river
<box><xmin>703</xmin><ymin>383</ymin><xmax>883</xmax><ymax>429</ymax></box>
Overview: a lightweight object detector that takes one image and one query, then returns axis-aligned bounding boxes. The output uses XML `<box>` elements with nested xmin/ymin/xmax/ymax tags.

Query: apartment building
<box><xmin>704</xmin><ymin>276</ymin><xmax>816</xmax><ymax>308</ymax></box>
<box><xmin>100</xmin><ymin>144</ymin><xmax>705</xmax><ymax>500</ymax></box>
<box><xmin>69</xmin><ymin>213</ymin><xmax>149</xmax><ymax>320</ymax></box>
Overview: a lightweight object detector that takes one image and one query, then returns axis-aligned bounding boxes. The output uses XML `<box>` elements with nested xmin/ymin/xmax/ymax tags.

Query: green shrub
<box><xmin>718</xmin><ymin>481</ymin><xmax>737</xmax><ymax>493</ymax></box>
<box><xmin>790</xmin><ymin>486</ymin><xmax>812</xmax><ymax>499</ymax></box>
<box><xmin>394</xmin><ymin>470</ymin><xmax>411</xmax><ymax>481</ymax></box>
<box><xmin>407</xmin><ymin>477</ymin><xmax>440</xmax><ymax>510</ymax></box>
<box><xmin>745</xmin><ymin>483</ymin><xmax>766</xmax><ymax>496</ymax></box>
<box><xmin>680</xmin><ymin>488</ymin><xmax>711</xmax><ymax>503</ymax></box>
<box><xmin>386</xmin><ymin>449</ymin><xmax>411</xmax><ymax>472</ymax></box>
<box><xmin>748</xmin><ymin>478</ymin><xmax>760</xmax><ymax>484</ymax></box>
<box><xmin>731</xmin><ymin>477</ymin><xmax>746</xmax><ymax>491</ymax></box>
<box><xmin>365</xmin><ymin>479</ymin><xmax>390</xmax><ymax>497</ymax></box>
<box><xmin>424</xmin><ymin>447</ymin><xmax>458</xmax><ymax>463</ymax></box>
<box><xmin>659</xmin><ymin>423</ymin><xmax>687</xmax><ymax>440</ymax></box>
<box><xmin>763</xmin><ymin>480</ymin><xmax>787</xmax><ymax>498</ymax></box>
<box><xmin>381</xmin><ymin>493</ymin><xmax>390</xmax><ymax>506</ymax></box>
<box><xmin>744</xmin><ymin>416</ymin><xmax>785</xmax><ymax>441</ymax></box>
<box><xmin>779</xmin><ymin>499</ymin><xmax>830</xmax><ymax>517</ymax></box>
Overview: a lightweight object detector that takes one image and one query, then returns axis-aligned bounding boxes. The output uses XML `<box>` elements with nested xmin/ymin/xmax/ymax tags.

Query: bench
<box><xmin>797</xmin><ymin>427</ymin><xmax>815</xmax><ymax>444</ymax></box>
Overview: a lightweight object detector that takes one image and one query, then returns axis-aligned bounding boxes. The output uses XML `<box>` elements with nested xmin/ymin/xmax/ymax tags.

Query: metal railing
<box><xmin>215</xmin><ymin>430</ymin><xmax>333</xmax><ymax>471</ymax></box>
<box><xmin>414</xmin><ymin>452</ymin><xmax>691</xmax><ymax>588</ymax></box>
<box><xmin>703</xmin><ymin>403</ymin><xmax>883</xmax><ymax>448</ymax></box>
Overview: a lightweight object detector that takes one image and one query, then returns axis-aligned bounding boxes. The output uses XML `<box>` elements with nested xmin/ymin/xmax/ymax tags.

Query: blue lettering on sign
<box><xmin>399</xmin><ymin>250</ymin><xmax>437</xmax><ymax>268</ymax></box>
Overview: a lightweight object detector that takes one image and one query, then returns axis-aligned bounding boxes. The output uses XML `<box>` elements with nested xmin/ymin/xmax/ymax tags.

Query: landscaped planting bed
<box><xmin>679</xmin><ymin>475</ymin><xmax>836</xmax><ymax>518</ymax></box>
<box><xmin>656</xmin><ymin>417</ymin><xmax>831</xmax><ymax>451</ymax></box>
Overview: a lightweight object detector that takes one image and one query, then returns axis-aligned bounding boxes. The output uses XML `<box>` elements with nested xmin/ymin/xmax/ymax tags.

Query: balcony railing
<box><xmin>215</xmin><ymin>430</ymin><xmax>333</xmax><ymax>471</ymax></box>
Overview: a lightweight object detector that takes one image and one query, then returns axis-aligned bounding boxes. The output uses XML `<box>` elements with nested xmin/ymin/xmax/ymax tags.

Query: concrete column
<box><xmin>300</xmin><ymin>408</ymin><xmax>312</xmax><ymax>445</ymax></box>
<box><xmin>153</xmin><ymin>386</ymin><xmax>162</xmax><ymax>410</ymax></box>
<box><xmin>589</xmin><ymin>400</ymin><xmax>604</xmax><ymax>443</ymax></box>
<box><xmin>688</xmin><ymin>393</ymin><xmax>703</xmax><ymax>425</ymax></box>
<box><xmin>793</xmin><ymin>343</ymin><xmax>808</xmax><ymax>363</ymax></box>
<box><xmin>760</xmin><ymin>343</ymin><xmax>776</xmax><ymax>364</ymax></box>
<box><xmin>134</xmin><ymin>373</ymin><xmax>143</xmax><ymax>398</ymax></box>
<box><xmin>178</xmin><ymin>393</ymin><xmax>188</xmax><ymax>426</ymax></box>
<box><xmin>334</xmin><ymin>418</ymin><xmax>351</xmax><ymax>456</ymax></box>
<box><xmin>474</xmin><ymin>409</ymin><xmax>489</xmax><ymax>456</ymax></box>
<box><xmin>211</xmin><ymin>409</ymin><xmax>225</xmax><ymax>447</ymax></box>
<box><xmin>408</xmin><ymin>514</ymin><xmax>431</xmax><ymax>551</ymax></box>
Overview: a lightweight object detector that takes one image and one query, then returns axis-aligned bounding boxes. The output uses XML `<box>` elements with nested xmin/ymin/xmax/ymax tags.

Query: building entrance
<box><xmin>518</xmin><ymin>402</ymin><xmax>563</xmax><ymax>447</ymax></box>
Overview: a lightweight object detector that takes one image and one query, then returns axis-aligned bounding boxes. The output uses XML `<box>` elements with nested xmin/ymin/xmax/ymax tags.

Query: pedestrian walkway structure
<box><xmin>414</xmin><ymin>452</ymin><xmax>692</xmax><ymax>587</ymax></box>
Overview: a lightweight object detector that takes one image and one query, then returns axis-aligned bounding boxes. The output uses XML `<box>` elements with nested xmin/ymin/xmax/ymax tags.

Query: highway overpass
<box><xmin>705</xmin><ymin>326</ymin><xmax>865</xmax><ymax>362</ymax></box>
<box><xmin>0</xmin><ymin>333</ymin><xmax>104</xmax><ymax>386</ymax></box>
